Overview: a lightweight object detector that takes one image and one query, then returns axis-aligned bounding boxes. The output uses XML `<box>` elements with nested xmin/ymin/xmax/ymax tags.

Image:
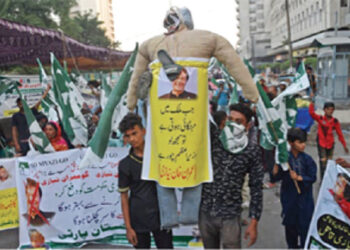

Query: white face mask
<box><xmin>220</xmin><ymin>121</ymin><xmax>248</xmax><ymax>154</ymax></box>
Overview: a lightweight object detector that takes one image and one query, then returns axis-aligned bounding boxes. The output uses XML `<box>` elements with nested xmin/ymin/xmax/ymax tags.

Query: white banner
<box><xmin>0</xmin><ymin>76</ymin><xmax>44</xmax><ymax>118</ymax></box>
<box><xmin>16</xmin><ymin>148</ymin><xmax>129</xmax><ymax>248</ymax></box>
<box><xmin>15</xmin><ymin>148</ymin><xmax>198</xmax><ymax>248</ymax></box>
<box><xmin>305</xmin><ymin>161</ymin><xmax>350</xmax><ymax>249</ymax></box>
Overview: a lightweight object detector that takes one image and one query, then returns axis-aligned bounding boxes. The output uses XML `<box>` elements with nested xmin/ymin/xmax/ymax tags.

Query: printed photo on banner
<box><xmin>0</xmin><ymin>165</ymin><xmax>10</xmax><ymax>182</ymax></box>
<box><xmin>305</xmin><ymin>161</ymin><xmax>350</xmax><ymax>249</ymax></box>
<box><xmin>329</xmin><ymin>172</ymin><xmax>350</xmax><ymax>219</ymax></box>
<box><xmin>158</xmin><ymin>67</ymin><xmax>198</xmax><ymax>100</ymax></box>
<box><xmin>0</xmin><ymin>158</ymin><xmax>18</xmax><ymax>231</ymax></box>
<box><xmin>22</xmin><ymin>178</ymin><xmax>55</xmax><ymax>227</ymax></box>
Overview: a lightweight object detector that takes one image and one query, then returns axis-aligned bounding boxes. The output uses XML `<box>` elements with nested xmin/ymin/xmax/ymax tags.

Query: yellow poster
<box><xmin>142</xmin><ymin>58</ymin><xmax>212</xmax><ymax>187</ymax></box>
<box><xmin>0</xmin><ymin>187</ymin><xmax>19</xmax><ymax>230</ymax></box>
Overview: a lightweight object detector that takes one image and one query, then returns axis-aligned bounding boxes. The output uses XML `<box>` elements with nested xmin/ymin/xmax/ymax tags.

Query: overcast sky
<box><xmin>113</xmin><ymin>0</ymin><xmax>238</xmax><ymax>51</ymax></box>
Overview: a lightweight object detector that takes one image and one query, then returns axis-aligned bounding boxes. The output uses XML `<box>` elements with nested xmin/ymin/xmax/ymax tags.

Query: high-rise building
<box><xmin>268</xmin><ymin>0</ymin><xmax>350</xmax><ymax>59</ymax></box>
<box><xmin>71</xmin><ymin>0</ymin><xmax>115</xmax><ymax>43</ymax></box>
<box><xmin>236</xmin><ymin>0</ymin><xmax>272</xmax><ymax>66</ymax></box>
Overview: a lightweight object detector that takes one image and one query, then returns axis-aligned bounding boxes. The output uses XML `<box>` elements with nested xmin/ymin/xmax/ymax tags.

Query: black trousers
<box><xmin>285</xmin><ymin>225</ymin><xmax>308</xmax><ymax>249</ymax></box>
<box><xmin>135</xmin><ymin>229</ymin><xmax>173</xmax><ymax>249</ymax></box>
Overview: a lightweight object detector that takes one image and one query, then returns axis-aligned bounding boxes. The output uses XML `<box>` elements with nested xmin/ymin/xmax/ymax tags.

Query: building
<box><xmin>236</xmin><ymin>0</ymin><xmax>272</xmax><ymax>66</ymax></box>
<box><xmin>268</xmin><ymin>0</ymin><xmax>350</xmax><ymax>60</ymax></box>
<box><xmin>71</xmin><ymin>0</ymin><xmax>115</xmax><ymax>43</ymax></box>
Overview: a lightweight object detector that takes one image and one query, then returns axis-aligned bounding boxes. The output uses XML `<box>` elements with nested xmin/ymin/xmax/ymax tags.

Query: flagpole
<box><xmin>267</xmin><ymin>122</ymin><xmax>301</xmax><ymax>194</ymax></box>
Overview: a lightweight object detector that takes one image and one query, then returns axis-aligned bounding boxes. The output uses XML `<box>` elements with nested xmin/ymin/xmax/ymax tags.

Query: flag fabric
<box><xmin>100</xmin><ymin>74</ymin><xmax>112</xmax><ymax>110</ymax></box>
<box><xmin>256</xmin><ymin>82</ymin><xmax>289</xmax><ymax>170</ymax></box>
<box><xmin>273</xmin><ymin>61</ymin><xmax>310</xmax><ymax>104</ymax></box>
<box><xmin>0</xmin><ymin>76</ymin><xmax>18</xmax><ymax>110</ymax></box>
<box><xmin>242</xmin><ymin>60</ymin><xmax>289</xmax><ymax>170</ymax></box>
<box><xmin>79</xmin><ymin>44</ymin><xmax>138</xmax><ymax>168</ymax></box>
<box><xmin>0</xmin><ymin>76</ymin><xmax>17</xmax><ymax>95</ymax></box>
<box><xmin>14</xmin><ymin>86</ymin><xmax>55</xmax><ymax>154</ymax></box>
<box><xmin>209</xmin><ymin>58</ymin><xmax>239</xmax><ymax>105</ymax></box>
<box><xmin>50</xmin><ymin>53</ymin><xmax>87</xmax><ymax>146</ymax></box>
<box><xmin>37</xmin><ymin>58</ymin><xmax>61</xmax><ymax>122</ymax></box>
<box><xmin>272</xmin><ymin>61</ymin><xmax>310</xmax><ymax>129</ymax></box>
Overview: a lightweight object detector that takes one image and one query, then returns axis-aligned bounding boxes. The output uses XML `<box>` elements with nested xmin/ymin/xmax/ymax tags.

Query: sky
<box><xmin>113</xmin><ymin>0</ymin><xmax>239</xmax><ymax>51</ymax></box>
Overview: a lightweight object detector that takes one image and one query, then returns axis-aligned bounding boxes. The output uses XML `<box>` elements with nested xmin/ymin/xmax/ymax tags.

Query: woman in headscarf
<box><xmin>44</xmin><ymin>121</ymin><xmax>69</xmax><ymax>151</ymax></box>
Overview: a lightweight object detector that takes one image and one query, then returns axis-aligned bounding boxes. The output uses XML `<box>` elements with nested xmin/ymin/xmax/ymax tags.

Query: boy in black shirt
<box><xmin>118</xmin><ymin>113</ymin><xmax>173</xmax><ymax>249</ymax></box>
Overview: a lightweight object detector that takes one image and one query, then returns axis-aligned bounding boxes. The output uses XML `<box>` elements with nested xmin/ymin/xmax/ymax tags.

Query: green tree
<box><xmin>0</xmin><ymin>0</ymin><xmax>58</xmax><ymax>29</ymax></box>
<box><xmin>0</xmin><ymin>0</ymin><xmax>117</xmax><ymax>48</ymax></box>
<box><xmin>72</xmin><ymin>11</ymin><xmax>112</xmax><ymax>48</ymax></box>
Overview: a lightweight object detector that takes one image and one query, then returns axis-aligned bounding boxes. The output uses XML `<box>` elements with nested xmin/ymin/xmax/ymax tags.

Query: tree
<box><xmin>0</xmin><ymin>0</ymin><xmax>117</xmax><ymax>48</ymax></box>
<box><xmin>72</xmin><ymin>11</ymin><xmax>112</xmax><ymax>48</ymax></box>
<box><xmin>0</xmin><ymin>0</ymin><xmax>58</xmax><ymax>29</ymax></box>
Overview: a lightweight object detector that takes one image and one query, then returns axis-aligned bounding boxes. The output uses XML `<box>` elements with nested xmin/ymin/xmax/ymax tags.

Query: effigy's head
<box><xmin>163</xmin><ymin>6</ymin><xmax>193</xmax><ymax>34</ymax></box>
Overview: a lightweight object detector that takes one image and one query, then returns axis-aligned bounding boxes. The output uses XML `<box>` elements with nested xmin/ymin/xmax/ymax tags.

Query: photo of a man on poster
<box><xmin>159</xmin><ymin>67</ymin><xmax>197</xmax><ymax>99</ymax></box>
<box><xmin>0</xmin><ymin>165</ymin><xmax>9</xmax><ymax>182</ymax></box>
<box><xmin>329</xmin><ymin>173</ymin><xmax>350</xmax><ymax>219</ymax></box>
<box><xmin>22</xmin><ymin>178</ymin><xmax>55</xmax><ymax>226</ymax></box>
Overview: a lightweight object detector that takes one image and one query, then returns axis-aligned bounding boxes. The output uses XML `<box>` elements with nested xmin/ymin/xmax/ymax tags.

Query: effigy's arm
<box><xmin>213</xmin><ymin>35</ymin><xmax>259</xmax><ymax>103</ymax></box>
<box><xmin>127</xmin><ymin>47</ymin><xmax>150</xmax><ymax>111</ymax></box>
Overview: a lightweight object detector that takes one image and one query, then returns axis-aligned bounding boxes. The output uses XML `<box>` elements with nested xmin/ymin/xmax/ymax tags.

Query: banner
<box><xmin>0</xmin><ymin>76</ymin><xmax>44</xmax><ymax>118</ymax></box>
<box><xmin>305</xmin><ymin>161</ymin><xmax>350</xmax><ymax>249</ymax></box>
<box><xmin>16</xmin><ymin>148</ymin><xmax>197</xmax><ymax>248</ymax></box>
<box><xmin>0</xmin><ymin>158</ymin><xmax>19</xmax><ymax>231</ymax></box>
<box><xmin>143</xmin><ymin>58</ymin><xmax>212</xmax><ymax>187</ymax></box>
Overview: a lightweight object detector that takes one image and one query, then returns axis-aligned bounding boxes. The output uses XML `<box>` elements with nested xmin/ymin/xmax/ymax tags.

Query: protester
<box><xmin>0</xmin><ymin>137</ymin><xmax>15</xmax><ymax>158</ymax></box>
<box><xmin>309</xmin><ymin>101</ymin><xmax>348</xmax><ymax>180</ymax></box>
<box><xmin>11</xmin><ymin>85</ymin><xmax>51</xmax><ymax>156</ymax></box>
<box><xmin>118</xmin><ymin>113</ymin><xmax>173</xmax><ymax>249</ymax></box>
<box><xmin>273</xmin><ymin>128</ymin><xmax>317</xmax><ymax>248</ymax></box>
<box><xmin>213</xmin><ymin>82</ymin><xmax>232</xmax><ymax>112</ymax></box>
<box><xmin>306</xmin><ymin>66</ymin><xmax>317</xmax><ymax>96</ymax></box>
<box><xmin>267</xmin><ymin>85</ymin><xmax>278</xmax><ymax>101</ymax></box>
<box><xmin>279</xmin><ymin>81</ymin><xmax>288</xmax><ymax>92</ymax></box>
<box><xmin>259</xmin><ymin>77</ymin><xmax>268</xmax><ymax>93</ymax></box>
<box><xmin>336</xmin><ymin>158</ymin><xmax>350</xmax><ymax>168</ymax></box>
<box><xmin>199</xmin><ymin>104</ymin><xmax>264</xmax><ymax>248</ymax></box>
<box><xmin>44</xmin><ymin>121</ymin><xmax>69</xmax><ymax>151</ymax></box>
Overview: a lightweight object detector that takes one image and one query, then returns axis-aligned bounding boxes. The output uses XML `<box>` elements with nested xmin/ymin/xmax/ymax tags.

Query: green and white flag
<box><xmin>0</xmin><ymin>77</ymin><xmax>17</xmax><ymax>94</ymax></box>
<box><xmin>0</xmin><ymin>76</ymin><xmax>18</xmax><ymax>109</ymax></box>
<box><xmin>50</xmin><ymin>53</ymin><xmax>87</xmax><ymax>146</ymax></box>
<box><xmin>100</xmin><ymin>74</ymin><xmax>112</xmax><ymax>110</ymax></box>
<box><xmin>209</xmin><ymin>57</ymin><xmax>239</xmax><ymax>105</ymax></box>
<box><xmin>37</xmin><ymin>58</ymin><xmax>61</xmax><ymax>122</ymax></box>
<box><xmin>80</xmin><ymin>44</ymin><xmax>138</xmax><ymax>168</ymax></box>
<box><xmin>256</xmin><ymin>83</ymin><xmax>289</xmax><ymax>170</ymax></box>
<box><xmin>14</xmin><ymin>86</ymin><xmax>55</xmax><ymax>154</ymax></box>
<box><xmin>272</xmin><ymin>61</ymin><xmax>310</xmax><ymax>129</ymax></box>
<box><xmin>243</xmin><ymin>60</ymin><xmax>289</xmax><ymax>170</ymax></box>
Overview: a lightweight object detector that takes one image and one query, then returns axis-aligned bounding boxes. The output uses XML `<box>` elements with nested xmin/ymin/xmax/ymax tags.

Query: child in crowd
<box><xmin>273</xmin><ymin>128</ymin><xmax>317</xmax><ymax>248</ymax></box>
<box><xmin>118</xmin><ymin>113</ymin><xmax>173</xmax><ymax>249</ymax></box>
<box><xmin>309</xmin><ymin>101</ymin><xmax>348</xmax><ymax>180</ymax></box>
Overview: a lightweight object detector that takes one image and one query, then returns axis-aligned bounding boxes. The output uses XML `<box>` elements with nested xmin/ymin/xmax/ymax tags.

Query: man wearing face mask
<box><xmin>199</xmin><ymin>104</ymin><xmax>264</xmax><ymax>249</ymax></box>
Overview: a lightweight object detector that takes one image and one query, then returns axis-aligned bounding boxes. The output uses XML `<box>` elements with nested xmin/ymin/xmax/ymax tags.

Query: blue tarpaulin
<box><xmin>295</xmin><ymin>107</ymin><xmax>314</xmax><ymax>132</ymax></box>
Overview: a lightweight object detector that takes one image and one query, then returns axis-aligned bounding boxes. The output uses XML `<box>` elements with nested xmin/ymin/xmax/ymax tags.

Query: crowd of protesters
<box><xmin>1</xmin><ymin>6</ymin><xmax>350</xmax><ymax>250</ymax></box>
